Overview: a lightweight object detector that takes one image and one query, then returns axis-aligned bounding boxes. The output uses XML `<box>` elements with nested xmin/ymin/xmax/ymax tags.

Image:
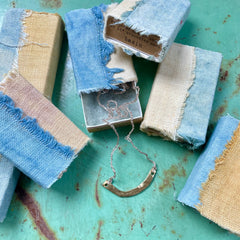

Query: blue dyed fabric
<box><xmin>0</xmin><ymin>92</ymin><xmax>76</xmax><ymax>189</ymax></box>
<box><xmin>0</xmin><ymin>157</ymin><xmax>20</xmax><ymax>223</ymax></box>
<box><xmin>113</xmin><ymin>0</ymin><xmax>190</xmax><ymax>62</ymax></box>
<box><xmin>178</xmin><ymin>115</ymin><xmax>239</xmax><ymax>208</ymax></box>
<box><xmin>0</xmin><ymin>9</ymin><xmax>24</xmax><ymax>223</ymax></box>
<box><xmin>65</xmin><ymin>5</ymin><xmax>123</xmax><ymax>94</ymax></box>
<box><xmin>0</xmin><ymin>9</ymin><xmax>24</xmax><ymax>78</ymax></box>
<box><xmin>177</xmin><ymin>48</ymin><xmax>222</xmax><ymax>149</ymax></box>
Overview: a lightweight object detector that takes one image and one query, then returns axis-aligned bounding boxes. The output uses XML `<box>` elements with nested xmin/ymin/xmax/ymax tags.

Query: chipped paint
<box><xmin>10</xmin><ymin>1</ymin><xmax>16</xmax><ymax>8</ymax></box>
<box><xmin>159</xmin><ymin>164</ymin><xmax>186</xmax><ymax>192</ymax></box>
<box><xmin>75</xmin><ymin>182</ymin><xmax>80</xmax><ymax>191</ymax></box>
<box><xmin>96</xmin><ymin>220</ymin><xmax>103</xmax><ymax>240</ymax></box>
<box><xmin>15</xmin><ymin>186</ymin><xmax>57</xmax><ymax>240</ymax></box>
<box><xmin>214</xmin><ymin>99</ymin><xmax>228</xmax><ymax>121</ymax></box>
<box><xmin>95</xmin><ymin>168</ymin><xmax>102</xmax><ymax>208</ymax></box>
<box><xmin>219</xmin><ymin>69</ymin><xmax>229</xmax><ymax>82</ymax></box>
<box><xmin>223</xmin><ymin>14</ymin><xmax>231</xmax><ymax>24</ymax></box>
<box><xmin>231</xmin><ymin>74</ymin><xmax>240</xmax><ymax>97</ymax></box>
<box><xmin>40</xmin><ymin>0</ymin><xmax>62</xmax><ymax>9</ymax></box>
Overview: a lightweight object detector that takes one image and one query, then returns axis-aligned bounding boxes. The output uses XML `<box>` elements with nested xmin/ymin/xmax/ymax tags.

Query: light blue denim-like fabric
<box><xmin>0</xmin><ymin>92</ymin><xmax>76</xmax><ymax>189</ymax></box>
<box><xmin>0</xmin><ymin>157</ymin><xmax>20</xmax><ymax>223</ymax></box>
<box><xmin>116</xmin><ymin>0</ymin><xmax>190</xmax><ymax>62</ymax></box>
<box><xmin>178</xmin><ymin>115</ymin><xmax>239</xmax><ymax>208</ymax></box>
<box><xmin>0</xmin><ymin>9</ymin><xmax>24</xmax><ymax>78</ymax></box>
<box><xmin>65</xmin><ymin>5</ymin><xmax>123</xmax><ymax>94</ymax></box>
<box><xmin>177</xmin><ymin>48</ymin><xmax>222</xmax><ymax>149</ymax></box>
<box><xmin>0</xmin><ymin>9</ymin><xmax>24</xmax><ymax>223</ymax></box>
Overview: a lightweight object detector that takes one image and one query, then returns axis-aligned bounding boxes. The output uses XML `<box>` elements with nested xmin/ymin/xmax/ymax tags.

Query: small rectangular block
<box><xmin>104</xmin><ymin>0</ymin><xmax>191</xmax><ymax>62</ymax></box>
<box><xmin>0</xmin><ymin>71</ymin><xmax>89</xmax><ymax>189</ymax></box>
<box><xmin>178</xmin><ymin>115</ymin><xmax>240</xmax><ymax>235</ymax></box>
<box><xmin>140</xmin><ymin>43</ymin><xmax>222</xmax><ymax>149</ymax></box>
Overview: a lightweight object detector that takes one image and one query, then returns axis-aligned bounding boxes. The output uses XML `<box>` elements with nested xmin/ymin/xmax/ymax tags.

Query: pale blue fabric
<box><xmin>177</xmin><ymin>48</ymin><xmax>222</xmax><ymax>149</ymax></box>
<box><xmin>0</xmin><ymin>9</ymin><xmax>24</xmax><ymax>78</ymax></box>
<box><xmin>178</xmin><ymin>115</ymin><xmax>239</xmax><ymax>208</ymax></box>
<box><xmin>65</xmin><ymin>5</ymin><xmax>123</xmax><ymax>94</ymax></box>
<box><xmin>116</xmin><ymin>0</ymin><xmax>191</xmax><ymax>62</ymax></box>
<box><xmin>0</xmin><ymin>92</ymin><xmax>76</xmax><ymax>189</ymax></box>
<box><xmin>0</xmin><ymin>158</ymin><xmax>20</xmax><ymax>223</ymax></box>
<box><xmin>0</xmin><ymin>9</ymin><xmax>24</xmax><ymax>223</ymax></box>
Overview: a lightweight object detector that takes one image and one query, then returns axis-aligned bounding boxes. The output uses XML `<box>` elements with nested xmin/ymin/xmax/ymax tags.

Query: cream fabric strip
<box><xmin>0</xmin><ymin>71</ymin><xmax>89</xmax><ymax>154</ymax></box>
<box><xmin>197</xmin><ymin>124</ymin><xmax>240</xmax><ymax>235</ymax></box>
<box><xmin>105</xmin><ymin>4</ymin><xmax>138</xmax><ymax>84</ymax></box>
<box><xmin>140</xmin><ymin>43</ymin><xmax>196</xmax><ymax>141</ymax></box>
<box><xmin>18</xmin><ymin>11</ymin><xmax>64</xmax><ymax>99</ymax></box>
<box><xmin>107</xmin><ymin>46</ymin><xmax>138</xmax><ymax>84</ymax></box>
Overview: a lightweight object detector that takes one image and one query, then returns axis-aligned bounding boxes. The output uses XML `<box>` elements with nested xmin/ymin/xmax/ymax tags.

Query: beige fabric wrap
<box><xmin>140</xmin><ymin>43</ymin><xmax>196</xmax><ymax>141</ymax></box>
<box><xmin>18</xmin><ymin>11</ymin><xmax>64</xmax><ymax>99</ymax></box>
<box><xmin>197</xmin><ymin>124</ymin><xmax>240</xmax><ymax>235</ymax></box>
<box><xmin>0</xmin><ymin>71</ymin><xmax>89</xmax><ymax>154</ymax></box>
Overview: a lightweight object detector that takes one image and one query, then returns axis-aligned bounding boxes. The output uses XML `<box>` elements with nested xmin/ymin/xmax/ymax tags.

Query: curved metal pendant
<box><xmin>102</xmin><ymin>167</ymin><xmax>157</xmax><ymax>197</ymax></box>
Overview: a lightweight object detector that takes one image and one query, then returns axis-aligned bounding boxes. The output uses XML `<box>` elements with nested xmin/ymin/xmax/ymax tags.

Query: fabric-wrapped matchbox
<box><xmin>65</xmin><ymin>4</ymin><xmax>142</xmax><ymax>132</ymax></box>
<box><xmin>104</xmin><ymin>0</ymin><xmax>191</xmax><ymax>62</ymax></box>
<box><xmin>0</xmin><ymin>9</ymin><xmax>64</xmax><ymax>223</ymax></box>
<box><xmin>178</xmin><ymin>115</ymin><xmax>240</xmax><ymax>235</ymax></box>
<box><xmin>140</xmin><ymin>43</ymin><xmax>222</xmax><ymax>149</ymax></box>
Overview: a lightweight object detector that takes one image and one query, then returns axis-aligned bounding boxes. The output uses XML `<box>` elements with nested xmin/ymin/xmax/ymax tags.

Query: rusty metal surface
<box><xmin>0</xmin><ymin>0</ymin><xmax>240</xmax><ymax>239</ymax></box>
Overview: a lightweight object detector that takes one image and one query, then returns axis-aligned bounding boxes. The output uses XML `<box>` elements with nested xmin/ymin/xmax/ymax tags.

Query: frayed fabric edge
<box><xmin>0</xmin><ymin>75</ymin><xmax>75</xmax><ymax>160</ymax></box>
<box><xmin>195</xmin><ymin>124</ymin><xmax>240</xmax><ymax>235</ymax></box>
<box><xmin>89</xmin><ymin>5</ymin><xmax>124</xmax><ymax>93</ymax></box>
<box><xmin>175</xmin><ymin>47</ymin><xmax>196</xmax><ymax>141</ymax></box>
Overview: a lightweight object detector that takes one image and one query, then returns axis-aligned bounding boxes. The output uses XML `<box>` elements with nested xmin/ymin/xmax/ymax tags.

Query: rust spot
<box><xmin>23</xmin><ymin>219</ymin><xmax>27</xmax><ymax>223</ymax></box>
<box><xmin>231</xmin><ymin>74</ymin><xmax>240</xmax><ymax>97</ymax></box>
<box><xmin>214</xmin><ymin>100</ymin><xmax>228</xmax><ymax>121</ymax></box>
<box><xmin>40</xmin><ymin>0</ymin><xmax>62</xmax><ymax>9</ymax></box>
<box><xmin>223</xmin><ymin>14</ymin><xmax>231</xmax><ymax>24</ymax></box>
<box><xmin>131</xmin><ymin>219</ymin><xmax>136</xmax><ymax>230</ymax></box>
<box><xmin>227</xmin><ymin>54</ymin><xmax>240</xmax><ymax>68</ymax></box>
<box><xmin>96</xmin><ymin>220</ymin><xmax>103</xmax><ymax>240</ymax></box>
<box><xmin>171</xmin><ymin>206</ymin><xmax>175</xmax><ymax>210</ymax></box>
<box><xmin>15</xmin><ymin>185</ymin><xmax>57</xmax><ymax>240</ymax></box>
<box><xmin>139</xmin><ymin>221</ymin><xmax>143</xmax><ymax>228</ymax></box>
<box><xmin>10</xmin><ymin>1</ymin><xmax>16</xmax><ymax>8</ymax></box>
<box><xmin>218</xmin><ymin>87</ymin><xmax>222</xmax><ymax>92</ymax></box>
<box><xmin>213</xmin><ymin>31</ymin><xmax>217</xmax><ymax>34</ymax></box>
<box><xmin>159</xmin><ymin>164</ymin><xmax>186</xmax><ymax>192</ymax></box>
<box><xmin>220</xmin><ymin>70</ymin><xmax>228</xmax><ymax>82</ymax></box>
<box><xmin>60</xmin><ymin>227</ymin><xmax>64</xmax><ymax>232</ymax></box>
<box><xmin>118</xmin><ymin>147</ymin><xmax>126</xmax><ymax>155</ymax></box>
<box><xmin>205</xmin><ymin>27</ymin><xmax>211</xmax><ymax>31</ymax></box>
<box><xmin>95</xmin><ymin>168</ymin><xmax>102</xmax><ymax>208</ymax></box>
<box><xmin>192</xmin><ymin>34</ymin><xmax>197</xmax><ymax>37</ymax></box>
<box><xmin>128</xmin><ymin>209</ymin><xmax>133</xmax><ymax>213</ymax></box>
<box><xmin>217</xmin><ymin>41</ymin><xmax>221</xmax><ymax>44</ymax></box>
<box><xmin>142</xmin><ymin>207</ymin><xmax>145</xmax><ymax>213</ymax></box>
<box><xmin>171</xmin><ymin>230</ymin><xmax>176</xmax><ymax>234</ymax></box>
<box><xmin>181</xmin><ymin>212</ymin><xmax>185</xmax><ymax>216</ymax></box>
<box><xmin>75</xmin><ymin>182</ymin><xmax>80</xmax><ymax>191</ymax></box>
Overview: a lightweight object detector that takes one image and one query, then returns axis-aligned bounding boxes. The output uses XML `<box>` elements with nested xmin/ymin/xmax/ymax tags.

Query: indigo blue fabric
<box><xmin>0</xmin><ymin>9</ymin><xmax>24</xmax><ymax>78</ymax></box>
<box><xmin>65</xmin><ymin>5</ymin><xmax>123</xmax><ymax>94</ymax></box>
<box><xmin>0</xmin><ymin>92</ymin><xmax>76</xmax><ymax>189</ymax></box>
<box><xmin>178</xmin><ymin>115</ymin><xmax>239</xmax><ymax>208</ymax></box>
<box><xmin>177</xmin><ymin>48</ymin><xmax>222</xmax><ymax>149</ymax></box>
<box><xmin>0</xmin><ymin>9</ymin><xmax>24</xmax><ymax>223</ymax></box>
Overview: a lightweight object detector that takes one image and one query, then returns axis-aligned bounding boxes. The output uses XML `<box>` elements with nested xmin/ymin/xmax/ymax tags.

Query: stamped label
<box><xmin>106</xmin><ymin>17</ymin><xmax>161</xmax><ymax>57</ymax></box>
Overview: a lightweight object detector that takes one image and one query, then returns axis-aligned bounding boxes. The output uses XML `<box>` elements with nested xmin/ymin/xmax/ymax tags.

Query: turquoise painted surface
<box><xmin>0</xmin><ymin>0</ymin><xmax>240</xmax><ymax>239</ymax></box>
